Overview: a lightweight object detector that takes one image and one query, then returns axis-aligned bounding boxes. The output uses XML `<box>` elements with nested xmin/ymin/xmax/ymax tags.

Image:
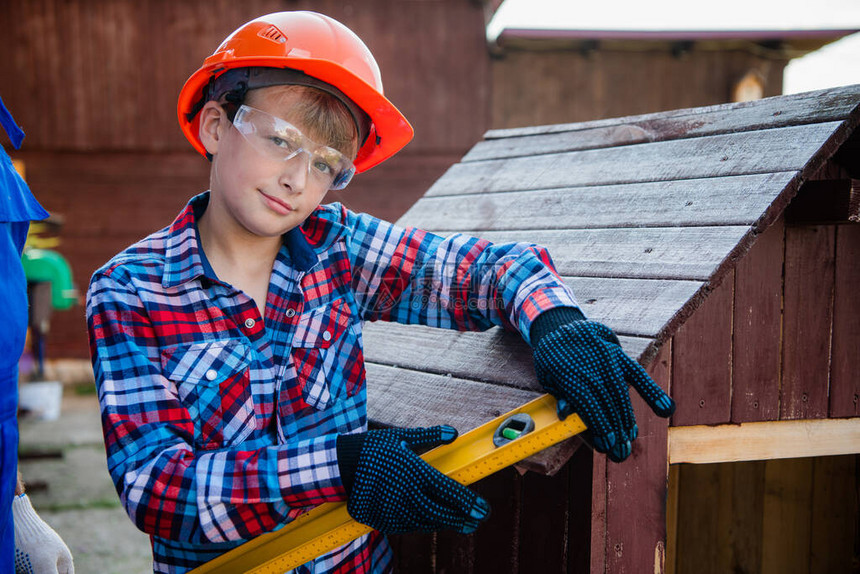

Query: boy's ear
<box><xmin>199</xmin><ymin>102</ymin><xmax>227</xmax><ymax>156</ymax></box>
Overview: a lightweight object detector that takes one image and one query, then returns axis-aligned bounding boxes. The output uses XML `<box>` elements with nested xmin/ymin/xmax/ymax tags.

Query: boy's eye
<box><xmin>312</xmin><ymin>157</ymin><xmax>336</xmax><ymax>175</ymax></box>
<box><xmin>268</xmin><ymin>135</ymin><xmax>296</xmax><ymax>150</ymax></box>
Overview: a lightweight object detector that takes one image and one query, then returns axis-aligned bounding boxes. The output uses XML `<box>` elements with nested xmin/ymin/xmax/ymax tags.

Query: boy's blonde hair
<box><xmin>245</xmin><ymin>85</ymin><xmax>359</xmax><ymax>159</ymax></box>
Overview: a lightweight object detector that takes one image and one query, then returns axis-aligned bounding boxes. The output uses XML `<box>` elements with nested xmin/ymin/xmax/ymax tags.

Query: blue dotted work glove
<box><xmin>531</xmin><ymin>307</ymin><xmax>676</xmax><ymax>462</ymax></box>
<box><xmin>337</xmin><ymin>426</ymin><xmax>490</xmax><ymax>535</ymax></box>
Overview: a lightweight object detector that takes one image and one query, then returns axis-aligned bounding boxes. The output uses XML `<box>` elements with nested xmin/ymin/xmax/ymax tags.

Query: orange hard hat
<box><xmin>177</xmin><ymin>11</ymin><xmax>413</xmax><ymax>173</ymax></box>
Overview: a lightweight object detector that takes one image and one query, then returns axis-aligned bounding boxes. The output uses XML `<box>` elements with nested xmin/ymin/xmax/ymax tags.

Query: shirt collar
<box><xmin>161</xmin><ymin>192</ymin><xmax>328</xmax><ymax>288</ymax></box>
<box><xmin>162</xmin><ymin>192</ymin><xmax>210</xmax><ymax>288</ymax></box>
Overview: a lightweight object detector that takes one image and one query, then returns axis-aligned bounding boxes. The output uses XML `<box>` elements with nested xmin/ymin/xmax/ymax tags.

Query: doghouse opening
<box><xmin>666</xmin><ymin>455</ymin><xmax>860</xmax><ymax>574</ymax></box>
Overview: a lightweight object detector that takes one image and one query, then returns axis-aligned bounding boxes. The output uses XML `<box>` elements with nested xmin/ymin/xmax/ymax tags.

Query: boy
<box><xmin>86</xmin><ymin>11</ymin><xmax>674</xmax><ymax>574</ymax></box>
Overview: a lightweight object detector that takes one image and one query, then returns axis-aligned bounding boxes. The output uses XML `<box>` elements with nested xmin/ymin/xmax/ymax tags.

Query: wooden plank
<box><xmin>670</xmin><ymin>273</ymin><xmax>734</xmax><ymax>426</ymax></box>
<box><xmin>426</xmin><ymin>122</ymin><xmax>843</xmax><ymax>197</ymax></box>
<box><xmin>728</xmin><ymin>461</ymin><xmax>766</xmax><ymax>574</ymax></box>
<box><xmin>363</xmin><ymin>323</ymin><xmax>538</xmax><ymax>391</ymax></box>
<box><xmin>668</xmin><ymin>418</ymin><xmax>860</xmax><ymax>464</ymax></box>
<box><xmin>673</xmin><ymin>463</ymin><xmax>724</xmax><ymax>574</ymax></box>
<box><xmin>589</xmin><ymin>450</ymin><xmax>607</xmax><ymax>574</ymax></box>
<box><xmin>363</xmin><ymin>318</ymin><xmax>658</xmax><ymax>388</ymax></box>
<box><xmin>572</xmin><ymin>277</ymin><xmax>704</xmax><ymax>337</ymax></box>
<box><xmin>604</xmin><ymin>343</ymin><xmax>671</xmax><ymax>574</ymax></box>
<box><xmin>363</xmin><ymin>321</ymin><xmax>654</xmax><ymax>392</ymax></box>
<box><xmin>471</xmin><ymin>469</ymin><xmax>521</xmax><ymax>573</ymax></box>
<box><xmin>518</xmin><ymin>467</ymin><xmax>570</xmax><ymax>571</ymax></box>
<box><xmin>761</xmin><ymin>458</ymin><xmax>814</xmax><ymax>574</ymax></box>
<box><xmin>481</xmin><ymin>85</ymin><xmax>860</xmax><ymax>141</ymax></box>
<box><xmin>664</xmin><ymin>465</ymin><xmax>679</xmax><ymax>574</ymax></box>
<box><xmin>386</xmin><ymin>533</ymin><xmax>434</xmax><ymax>574</ymax></box>
<box><xmin>472</xmin><ymin>86</ymin><xmax>860</xmax><ymax>161</ymax></box>
<box><xmin>732</xmin><ymin>217</ymin><xmax>784</xmax><ymax>422</ymax></box>
<box><xmin>830</xmin><ymin>225</ymin><xmax>860</xmax><ymax>418</ymax></box>
<box><xmin>435</xmin><ymin>528</ymin><xmax>475</xmax><ymax>574</ymax></box>
<box><xmin>809</xmin><ymin>455</ymin><xmax>858</xmax><ymax>573</ymax></box>
<box><xmin>780</xmin><ymin>225</ymin><xmax>836</xmax><ymax>420</ymax></box>
<box><xmin>567</xmin><ymin>446</ymin><xmax>593</xmax><ymax>574</ymax></box>
<box><xmin>365</xmin><ymin>362</ymin><xmax>541</xmax><ymax>433</ymax></box>
<box><xmin>442</xmin><ymin>228</ymin><xmax>748</xmax><ymax>282</ymax></box>
<box><xmin>671</xmin><ymin>460</ymin><xmax>766</xmax><ymax>574</ymax></box>
<box><xmin>403</xmin><ymin>172</ymin><xmax>795</xmax><ymax>231</ymax></box>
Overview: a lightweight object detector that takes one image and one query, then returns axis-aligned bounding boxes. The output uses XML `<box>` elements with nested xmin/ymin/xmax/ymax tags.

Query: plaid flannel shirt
<box><xmin>86</xmin><ymin>192</ymin><xmax>577</xmax><ymax>573</ymax></box>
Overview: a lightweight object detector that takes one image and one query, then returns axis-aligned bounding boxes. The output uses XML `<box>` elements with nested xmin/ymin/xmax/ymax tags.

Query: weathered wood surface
<box><xmin>365</xmin><ymin>362</ymin><xmax>541</xmax><ymax>433</ymax></box>
<box><xmin>669</xmin><ymin>455</ymin><xmax>859</xmax><ymax>574</ymax></box>
<box><xmin>361</xmin><ymin>272</ymin><xmax>694</xmax><ymax>383</ymax></box>
<box><xmin>830</xmin><ymin>225</ymin><xmax>860</xmax><ymax>418</ymax></box>
<box><xmin>404</xmin><ymin>172</ymin><xmax>795</xmax><ymax>232</ymax></box>
<box><xmin>427</xmin><ymin>122</ymin><xmax>843</xmax><ymax>196</ymax></box>
<box><xmin>0</xmin><ymin>0</ymin><xmax>491</xmax><ymax>154</ymax></box>
<box><xmin>471</xmin><ymin>468</ymin><xmax>521</xmax><ymax>573</ymax></box>
<box><xmin>470</xmin><ymin>86</ymin><xmax>860</xmax><ymax>161</ymax></box>
<box><xmin>809</xmin><ymin>455</ymin><xmax>859</xmax><ymax>573</ymax></box>
<box><xmin>732</xmin><ymin>218</ymin><xmax>784</xmax><ymax>423</ymax></box>
<box><xmin>519</xmin><ymin>468</ymin><xmax>570</xmax><ymax>570</ymax></box>
<box><xmin>570</xmin><ymin>276</ymin><xmax>703</xmax><ymax>337</ymax></box>
<box><xmin>780</xmin><ymin>225</ymin><xmax>836</xmax><ymax>420</ymax></box>
<box><xmin>671</xmin><ymin>273</ymin><xmax>734</xmax><ymax>427</ymax></box>
<box><xmin>481</xmin><ymin>85</ymin><xmax>860</xmax><ymax>142</ymax></box>
<box><xmin>603</xmin><ymin>343</ymin><xmax>672</xmax><ymax>574</ymax></box>
<box><xmin>450</xmin><ymin>228</ymin><xmax>748</xmax><ymax>282</ymax></box>
<box><xmin>362</xmin><ymin>322</ymin><xmax>652</xmax><ymax>394</ymax></box>
<box><xmin>761</xmin><ymin>458</ymin><xmax>815</xmax><ymax>574</ymax></box>
<box><xmin>669</xmin><ymin>418</ymin><xmax>860</xmax><ymax>464</ymax></box>
<box><xmin>671</xmin><ymin>461</ymin><xmax>766</xmax><ymax>574</ymax></box>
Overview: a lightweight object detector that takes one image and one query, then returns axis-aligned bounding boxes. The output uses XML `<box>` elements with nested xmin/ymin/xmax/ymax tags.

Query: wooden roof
<box><xmin>361</xmin><ymin>85</ymin><xmax>860</xmax><ymax>461</ymax></box>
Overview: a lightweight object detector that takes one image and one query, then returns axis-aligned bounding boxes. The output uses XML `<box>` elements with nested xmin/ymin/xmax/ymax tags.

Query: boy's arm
<box><xmin>86</xmin><ymin>270</ymin><xmax>347</xmax><ymax>544</ymax></box>
<box><xmin>337</xmin><ymin>207</ymin><xmax>675</xmax><ymax>463</ymax></box>
<box><xmin>340</xmin><ymin>206</ymin><xmax>574</xmax><ymax>341</ymax></box>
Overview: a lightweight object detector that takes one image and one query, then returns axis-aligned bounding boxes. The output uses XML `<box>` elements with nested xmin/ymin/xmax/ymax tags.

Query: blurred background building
<box><xmin>0</xmin><ymin>0</ymin><xmax>857</xmax><ymax>360</ymax></box>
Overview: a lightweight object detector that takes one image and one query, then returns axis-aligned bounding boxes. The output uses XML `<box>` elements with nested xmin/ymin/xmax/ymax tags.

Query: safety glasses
<box><xmin>232</xmin><ymin>104</ymin><xmax>356</xmax><ymax>190</ymax></box>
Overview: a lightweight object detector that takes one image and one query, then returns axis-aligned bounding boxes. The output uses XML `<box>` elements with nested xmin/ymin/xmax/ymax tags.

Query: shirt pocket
<box><xmin>290</xmin><ymin>298</ymin><xmax>365</xmax><ymax>412</ymax></box>
<box><xmin>161</xmin><ymin>339</ymin><xmax>255</xmax><ymax>450</ymax></box>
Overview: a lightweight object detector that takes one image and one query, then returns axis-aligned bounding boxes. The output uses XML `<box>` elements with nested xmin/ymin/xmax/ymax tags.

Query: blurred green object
<box><xmin>21</xmin><ymin>248</ymin><xmax>77</xmax><ymax>310</ymax></box>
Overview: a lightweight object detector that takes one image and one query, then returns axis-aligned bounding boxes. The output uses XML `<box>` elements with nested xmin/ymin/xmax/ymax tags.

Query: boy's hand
<box><xmin>337</xmin><ymin>426</ymin><xmax>490</xmax><ymax>535</ymax></box>
<box><xmin>532</xmin><ymin>315</ymin><xmax>675</xmax><ymax>463</ymax></box>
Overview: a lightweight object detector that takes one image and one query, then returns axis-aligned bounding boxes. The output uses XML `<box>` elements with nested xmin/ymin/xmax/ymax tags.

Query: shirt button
<box><xmin>322</xmin><ymin>330</ymin><xmax>332</xmax><ymax>342</ymax></box>
<box><xmin>205</xmin><ymin>369</ymin><xmax>218</xmax><ymax>381</ymax></box>
<box><xmin>285</xmin><ymin>308</ymin><xmax>296</xmax><ymax>318</ymax></box>
<box><xmin>244</xmin><ymin>318</ymin><xmax>256</xmax><ymax>329</ymax></box>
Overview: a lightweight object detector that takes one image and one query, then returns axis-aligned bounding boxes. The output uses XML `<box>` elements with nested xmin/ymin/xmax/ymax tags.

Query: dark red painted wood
<box><xmin>732</xmin><ymin>217</ymin><xmax>785</xmax><ymax>422</ymax></box>
<box><xmin>567</xmin><ymin>444</ymin><xmax>594</xmax><ymax>574</ymax></box>
<box><xmin>518</xmin><ymin>466</ymin><xmax>570</xmax><ymax>571</ymax></box>
<box><xmin>671</xmin><ymin>276</ymin><xmax>734</xmax><ymax>426</ymax></box>
<box><xmin>387</xmin><ymin>531</ymin><xmax>434</xmax><ymax>574</ymax></box>
<box><xmin>471</xmin><ymin>468</ymin><xmax>521</xmax><ymax>573</ymax></box>
<box><xmin>781</xmin><ymin>225</ymin><xmax>836</xmax><ymax>420</ymax></box>
<box><xmin>435</xmin><ymin>528</ymin><xmax>475</xmax><ymax>574</ymax></box>
<box><xmin>604</xmin><ymin>343</ymin><xmax>672</xmax><ymax>574</ymax></box>
<box><xmin>590</xmin><ymin>451</ymin><xmax>607</xmax><ymax>574</ymax></box>
<box><xmin>829</xmin><ymin>225</ymin><xmax>860</xmax><ymax>418</ymax></box>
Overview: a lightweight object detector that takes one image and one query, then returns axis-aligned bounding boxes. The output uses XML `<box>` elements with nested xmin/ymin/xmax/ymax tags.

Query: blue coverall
<box><xmin>0</xmin><ymin>96</ymin><xmax>49</xmax><ymax>571</ymax></box>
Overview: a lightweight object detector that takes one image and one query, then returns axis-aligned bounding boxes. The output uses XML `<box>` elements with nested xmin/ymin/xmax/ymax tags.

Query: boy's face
<box><xmin>200</xmin><ymin>87</ymin><xmax>357</xmax><ymax>240</ymax></box>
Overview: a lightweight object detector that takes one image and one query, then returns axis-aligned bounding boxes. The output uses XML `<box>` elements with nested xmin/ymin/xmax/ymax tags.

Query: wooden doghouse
<box><xmin>361</xmin><ymin>85</ymin><xmax>860</xmax><ymax>573</ymax></box>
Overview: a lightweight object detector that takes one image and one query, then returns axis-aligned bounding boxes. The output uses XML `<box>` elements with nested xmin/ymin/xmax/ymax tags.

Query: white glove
<box><xmin>12</xmin><ymin>494</ymin><xmax>74</xmax><ymax>574</ymax></box>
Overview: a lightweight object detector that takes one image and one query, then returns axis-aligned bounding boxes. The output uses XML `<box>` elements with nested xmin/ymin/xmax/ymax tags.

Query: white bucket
<box><xmin>19</xmin><ymin>381</ymin><xmax>64</xmax><ymax>421</ymax></box>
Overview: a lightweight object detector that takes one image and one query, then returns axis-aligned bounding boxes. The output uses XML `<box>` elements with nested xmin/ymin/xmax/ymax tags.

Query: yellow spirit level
<box><xmin>191</xmin><ymin>394</ymin><xmax>586</xmax><ymax>574</ymax></box>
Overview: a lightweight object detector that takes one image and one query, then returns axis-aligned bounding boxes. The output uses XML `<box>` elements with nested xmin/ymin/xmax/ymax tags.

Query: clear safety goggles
<box><xmin>232</xmin><ymin>105</ymin><xmax>356</xmax><ymax>190</ymax></box>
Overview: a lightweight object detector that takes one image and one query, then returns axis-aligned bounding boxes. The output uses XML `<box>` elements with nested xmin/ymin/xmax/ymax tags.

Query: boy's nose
<box><xmin>279</xmin><ymin>151</ymin><xmax>310</xmax><ymax>192</ymax></box>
